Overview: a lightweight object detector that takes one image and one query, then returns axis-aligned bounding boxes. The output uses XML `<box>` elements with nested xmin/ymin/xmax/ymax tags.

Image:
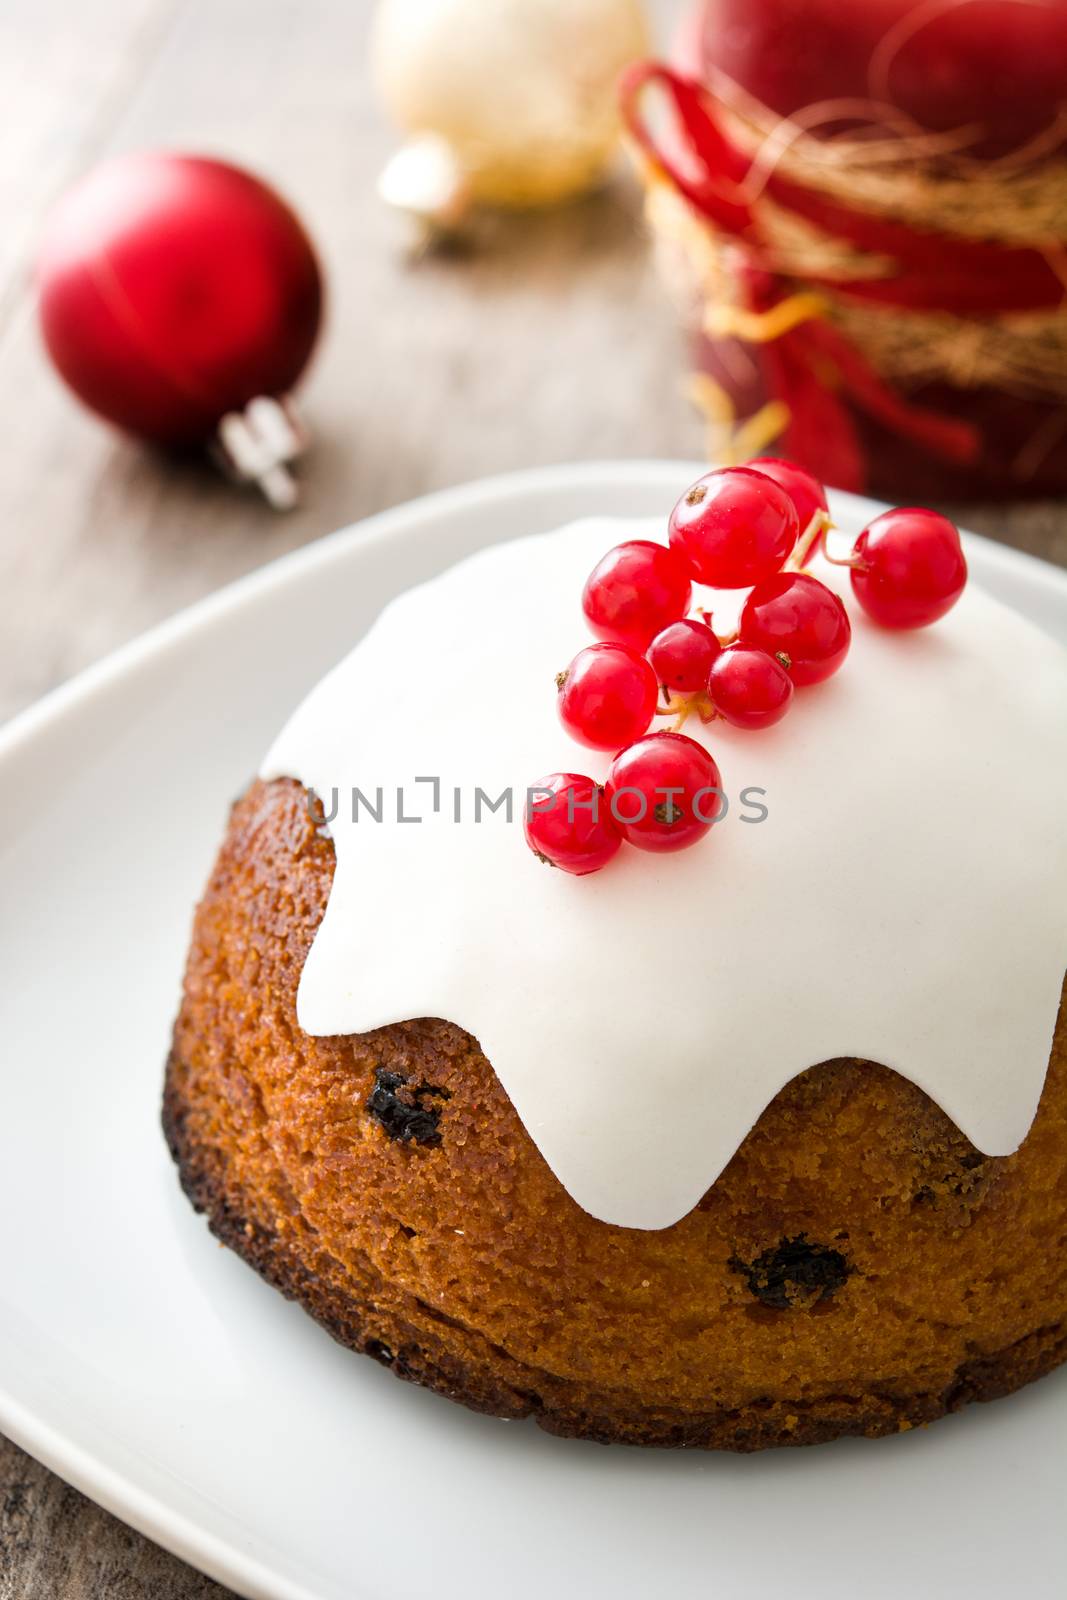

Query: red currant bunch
<box><xmin>527</xmin><ymin>464</ymin><xmax>968</xmax><ymax>876</ymax></box>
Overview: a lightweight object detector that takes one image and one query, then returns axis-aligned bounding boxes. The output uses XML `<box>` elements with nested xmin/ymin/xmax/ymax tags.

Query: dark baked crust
<box><xmin>162</xmin><ymin>778</ymin><xmax>1067</xmax><ymax>1450</ymax></box>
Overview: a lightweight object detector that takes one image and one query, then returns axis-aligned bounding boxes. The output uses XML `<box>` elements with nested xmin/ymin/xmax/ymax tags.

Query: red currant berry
<box><xmin>708</xmin><ymin>645</ymin><xmax>794</xmax><ymax>731</ymax></box>
<box><xmin>850</xmin><ymin>508</ymin><xmax>967</xmax><ymax>629</ymax></box>
<box><xmin>746</xmin><ymin>456</ymin><xmax>828</xmax><ymax>535</ymax></box>
<box><xmin>557</xmin><ymin>643</ymin><xmax>657</xmax><ymax>751</ymax></box>
<box><xmin>648</xmin><ymin>618</ymin><xmax>722</xmax><ymax>694</ymax></box>
<box><xmin>605</xmin><ymin>732</ymin><xmax>723</xmax><ymax>853</ymax></box>
<box><xmin>524</xmin><ymin>773</ymin><xmax>622</xmax><ymax>876</ymax></box>
<box><xmin>582</xmin><ymin>541</ymin><xmax>692</xmax><ymax>650</ymax></box>
<box><xmin>739</xmin><ymin>572</ymin><xmax>850</xmax><ymax>687</ymax></box>
<box><xmin>668</xmin><ymin>467</ymin><xmax>799</xmax><ymax>588</ymax></box>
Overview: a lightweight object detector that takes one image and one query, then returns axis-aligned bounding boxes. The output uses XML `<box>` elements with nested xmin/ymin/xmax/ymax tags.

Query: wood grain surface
<box><xmin>0</xmin><ymin>1</ymin><xmax>1064</xmax><ymax>1596</ymax></box>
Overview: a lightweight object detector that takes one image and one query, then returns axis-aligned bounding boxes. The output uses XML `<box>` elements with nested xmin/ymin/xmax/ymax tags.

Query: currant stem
<box><xmin>654</xmin><ymin>693</ymin><xmax>717</xmax><ymax>732</ymax></box>
<box><xmin>655</xmin><ymin>698</ymin><xmax>692</xmax><ymax>731</ymax></box>
<box><xmin>785</xmin><ymin>510</ymin><xmax>831</xmax><ymax>572</ymax></box>
<box><xmin>821</xmin><ymin>542</ymin><xmax>868</xmax><ymax>571</ymax></box>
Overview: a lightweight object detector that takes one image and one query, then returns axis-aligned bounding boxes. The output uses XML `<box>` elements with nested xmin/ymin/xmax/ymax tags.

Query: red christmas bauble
<box><xmin>37</xmin><ymin>152</ymin><xmax>323</xmax><ymax>445</ymax></box>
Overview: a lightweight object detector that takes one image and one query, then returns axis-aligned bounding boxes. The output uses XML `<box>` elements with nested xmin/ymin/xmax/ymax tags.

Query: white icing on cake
<box><xmin>262</xmin><ymin>514</ymin><xmax>1067</xmax><ymax>1230</ymax></box>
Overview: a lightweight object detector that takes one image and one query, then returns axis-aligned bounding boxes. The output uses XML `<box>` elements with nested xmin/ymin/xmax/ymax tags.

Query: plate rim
<box><xmin>3</xmin><ymin>458</ymin><xmax>1067</xmax><ymax>1600</ymax></box>
<box><xmin>0</xmin><ymin>1384</ymin><xmax>320</xmax><ymax>1600</ymax></box>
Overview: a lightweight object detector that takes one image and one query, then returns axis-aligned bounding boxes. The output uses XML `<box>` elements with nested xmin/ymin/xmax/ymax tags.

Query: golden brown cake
<box><xmin>164</xmin><ymin>775</ymin><xmax>1067</xmax><ymax>1451</ymax></box>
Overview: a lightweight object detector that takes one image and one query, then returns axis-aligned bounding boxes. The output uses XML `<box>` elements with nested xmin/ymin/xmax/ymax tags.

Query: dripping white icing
<box><xmin>262</xmin><ymin>515</ymin><xmax>1067</xmax><ymax>1230</ymax></box>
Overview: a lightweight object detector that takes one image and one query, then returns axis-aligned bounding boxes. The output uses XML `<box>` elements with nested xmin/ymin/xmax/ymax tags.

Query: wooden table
<box><xmin>1</xmin><ymin>2</ymin><xmax>1064</xmax><ymax>1595</ymax></box>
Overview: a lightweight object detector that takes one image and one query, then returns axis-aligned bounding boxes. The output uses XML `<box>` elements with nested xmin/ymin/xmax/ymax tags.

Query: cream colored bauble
<box><xmin>372</xmin><ymin>0</ymin><xmax>650</xmax><ymax>217</ymax></box>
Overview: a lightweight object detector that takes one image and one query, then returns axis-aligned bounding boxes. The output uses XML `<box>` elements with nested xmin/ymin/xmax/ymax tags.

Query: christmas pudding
<box><xmin>164</xmin><ymin>464</ymin><xmax>1067</xmax><ymax>1450</ymax></box>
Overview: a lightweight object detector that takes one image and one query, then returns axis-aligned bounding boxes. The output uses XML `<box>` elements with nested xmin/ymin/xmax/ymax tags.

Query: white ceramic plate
<box><xmin>2</xmin><ymin>462</ymin><xmax>1066</xmax><ymax>1600</ymax></box>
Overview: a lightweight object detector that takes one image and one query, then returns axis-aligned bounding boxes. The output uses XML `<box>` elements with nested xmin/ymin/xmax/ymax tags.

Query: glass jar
<box><xmin>626</xmin><ymin>0</ymin><xmax>1067</xmax><ymax>499</ymax></box>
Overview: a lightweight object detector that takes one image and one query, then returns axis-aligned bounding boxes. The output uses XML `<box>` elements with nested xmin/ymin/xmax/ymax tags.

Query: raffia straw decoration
<box><xmin>714</xmin><ymin>73</ymin><xmax>1067</xmax><ymax>248</ymax></box>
